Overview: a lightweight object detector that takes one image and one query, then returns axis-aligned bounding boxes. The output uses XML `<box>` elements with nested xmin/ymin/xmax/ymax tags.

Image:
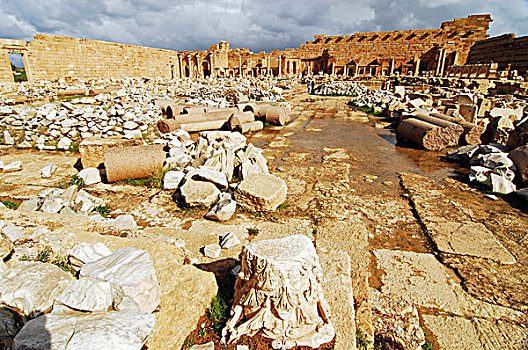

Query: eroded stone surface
<box><xmin>0</xmin><ymin>262</ymin><xmax>74</xmax><ymax>317</ymax></box>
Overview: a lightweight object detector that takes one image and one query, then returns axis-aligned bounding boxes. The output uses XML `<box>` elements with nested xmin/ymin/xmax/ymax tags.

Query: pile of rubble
<box><xmin>447</xmin><ymin>144</ymin><xmax>528</xmax><ymax>196</ymax></box>
<box><xmin>0</xmin><ymin>96</ymin><xmax>161</xmax><ymax>149</ymax></box>
<box><xmin>171</xmin><ymin>77</ymin><xmax>285</xmax><ymax>107</ymax></box>
<box><xmin>0</xmin><ymin>77</ymin><xmax>292</xmax><ymax>149</ymax></box>
<box><xmin>391</xmin><ymin>86</ymin><xmax>527</xmax><ymax>151</ymax></box>
<box><xmin>0</xmin><ymin>230</ymin><xmax>159</xmax><ymax>349</ymax></box>
<box><xmin>71</xmin><ymin>130</ymin><xmax>287</xmax><ymax>219</ymax></box>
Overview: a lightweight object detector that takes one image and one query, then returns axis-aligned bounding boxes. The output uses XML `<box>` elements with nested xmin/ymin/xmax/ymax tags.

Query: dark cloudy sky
<box><xmin>2</xmin><ymin>0</ymin><xmax>528</xmax><ymax>54</ymax></box>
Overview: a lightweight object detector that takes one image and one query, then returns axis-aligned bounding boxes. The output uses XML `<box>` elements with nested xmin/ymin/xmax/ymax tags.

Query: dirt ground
<box><xmin>1</xmin><ymin>86</ymin><xmax>527</xmax><ymax>350</ymax></box>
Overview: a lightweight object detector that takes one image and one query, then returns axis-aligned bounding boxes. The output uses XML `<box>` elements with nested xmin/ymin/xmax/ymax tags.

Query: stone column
<box><xmin>331</xmin><ymin>63</ymin><xmax>335</xmax><ymax>76</ymax></box>
<box><xmin>196</xmin><ymin>54</ymin><xmax>203</xmax><ymax>78</ymax></box>
<box><xmin>178</xmin><ymin>55</ymin><xmax>183</xmax><ymax>78</ymax></box>
<box><xmin>267</xmin><ymin>55</ymin><xmax>271</xmax><ymax>76</ymax></box>
<box><xmin>414</xmin><ymin>58</ymin><xmax>421</xmax><ymax>76</ymax></box>
<box><xmin>439</xmin><ymin>50</ymin><xmax>447</xmax><ymax>77</ymax></box>
<box><xmin>344</xmin><ymin>65</ymin><xmax>348</xmax><ymax>77</ymax></box>
<box><xmin>222</xmin><ymin>235</ymin><xmax>335</xmax><ymax>349</ymax></box>
<box><xmin>435</xmin><ymin>49</ymin><xmax>444</xmax><ymax>76</ymax></box>
<box><xmin>390</xmin><ymin>59</ymin><xmax>395</xmax><ymax>75</ymax></box>
<box><xmin>278</xmin><ymin>56</ymin><xmax>282</xmax><ymax>76</ymax></box>
<box><xmin>209</xmin><ymin>54</ymin><xmax>215</xmax><ymax>78</ymax></box>
<box><xmin>187</xmin><ymin>55</ymin><xmax>192</xmax><ymax>78</ymax></box>
<box><xmin>355</xmin><ymin>64</ymin><xmax>359</xmax><ymax>76</ymax></box>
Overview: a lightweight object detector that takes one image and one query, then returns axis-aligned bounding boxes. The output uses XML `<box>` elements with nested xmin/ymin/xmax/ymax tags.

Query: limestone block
<box><xmin>79</xmin><ymin>137</ymin><xmax>144</xmax><ymax>169</ymax></box>
<box><xmin>80</xmin><ymin>247</ymin><xmax>160</xmax><ymax>313</ymax></box>
<box><xmin>206</xmin><ymin>193</ymin><xmax>236</xmax><ymax>222</ymax></box>
<box><xmin>509</xmin><ymin>145</ymin><xmax>528</xmax><ymax>182</ymax></box>
<box><xmin>222</xmin><ymin>234</ymin><xmax>335</xmax><ymax>349</ymax></box>
<box><xmin>235</xmin><ymin>173</ymin><xmax>287</xmax><ymax>212</ymax></box>
<box><xmin>14</xmin><ymin>311</ymin><xmax>155</xmax><ymax>350</ymax></box>
<box><xmin>180</xmin><ymin>179</ymin><xmax>220</xmax><ymax>207</ymax></box>
<box><xmin>0</xmin><ymin>262</ymin><xmax>75</xmax><ymax>317</ymax></box>
<box><xmin>105</xmin><ymin>144</ymin><xmax>165</xmax><ymax>183</ymax></box>
<box><xmin>68</xmin><ymin>242</ymin><xmax>112</xmax><ymax>271</ymax></box>
<box><xmin>55</xmin><ymin>277</ymin><xmax>113</xmax><ymax>312</ymax></box>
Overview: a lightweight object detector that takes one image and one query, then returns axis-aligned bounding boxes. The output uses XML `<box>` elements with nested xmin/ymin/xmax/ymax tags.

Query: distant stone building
<box><xmin>1</xmin><ymin>14</ymin><xmax>527</xmax><ymax>83</ymax></box>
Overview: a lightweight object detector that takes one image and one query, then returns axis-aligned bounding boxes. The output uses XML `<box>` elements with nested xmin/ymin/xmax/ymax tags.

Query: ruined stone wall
<box><xmin>291</xmin><ymin>14</ymin><xmax>491</xmax><ymax>75</ymax></box>
<box><xmin>466</xmin><ymin>34</ymin><xmax>528</xmax><ymax>76</ymax></box>
<box><xmin>0</xmin><ymin>50</ymin><xmax>14</xmax><ymax>83</ymax></box>
<box><xmin>26</xmin><ymin>34</ymin><xmax>179</xmax><ymax>81</ymax></box>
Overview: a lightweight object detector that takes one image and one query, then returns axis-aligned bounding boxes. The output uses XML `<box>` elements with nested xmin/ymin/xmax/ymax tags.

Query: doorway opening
<box><xmin>9</xmin><ymin>53</ymin><xmax>27</xmax><ymax>82</ymax></box>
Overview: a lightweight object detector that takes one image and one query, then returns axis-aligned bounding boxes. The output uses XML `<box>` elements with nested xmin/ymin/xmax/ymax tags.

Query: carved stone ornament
<box><xmin>221</xmin><ymin>234</ymin><xmax>335</xmax><ymax>349</ymax></box>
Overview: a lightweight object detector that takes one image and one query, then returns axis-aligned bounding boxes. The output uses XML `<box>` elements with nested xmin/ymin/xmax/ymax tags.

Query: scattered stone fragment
<box><xmin>78</xmin><ymin>167</ymin><xmax>101</xmax><ymax>186</ymax></box>
<box><xmin>203</xmin><ymin>243</ymin><xmax>222</xmax><ymax>258</ymax></box>
<box><xmin>163</xmin><ymin>170</ymin><xmax>185</xmax><ymax>189</ymax></box>
<box><xmin>189</xmin><ymin>341</ymin><xmax>215</xmax><ymax>350</ymax></box>
<box><xmin>219</xmin><ymin>232</ymin><xmax>240</xmax><ymax>249</ymax></box>
<box><xmin>80</xmin><ymin>247</ymin><xmax>160</xmax><ymax>313</ymax></box>
<box><xmin>0</xmin><ymin>232</ymin><xmax>13</xmax><ymax>259</ymax></box>
<box><xmin>206</xmin><ymin>193</ymin><xmax>236</xmax><ymax>222</ymax></box>
<box><xmin>13</xmin><ymin>311</ymin><xmax>155</xmax><ymax>350</ymax></box>
<box><xmin>2</xmin><ymin>161</ymin><xmax>22</xmax><ymax>173</ymax></box>
<box><xmin>235</xmin><ymin>173</ymin><xmax>287</xmax><ymax>212</ymax></box>
<box><xmin>0</xmin><ymin>262</ymin><xmax>75</xmax><ymax>317</ymax></box>
<box><xmin>107</xmin><ymin>214</ymin><xmax>138</xmax><ymax>231</ymax></box>
<box><xmin>68</xmin><ymin>242</ymin><xmax>113</xmax><ymax>271</ymax></box>
<box><xmin>486</xmin><ymin>173</ymin><xmax>516</xmax><ymax>194</ymax></box>
<box><xmin>41</xmin><ymin>162</ymin><xmax>57</xmax><ymax>178</ymax></box>
<box><xmin>180</xmin><ymin>178</ymin><xmax>221</xmax><ymax>207</ymax></box>
<box><xmin>55</xmin><ymin>277</ymin><xmax>113</xmax><ymax>312</ymax></box>
<box><xmin>17</xmin><ymin>199</ymin><xmax>40</xmax><ymax>212</ymax></box>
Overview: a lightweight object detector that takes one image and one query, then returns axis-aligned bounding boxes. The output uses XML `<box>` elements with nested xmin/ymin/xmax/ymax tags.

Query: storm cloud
<box><xmin>1</xmin><ymin>0</ymin><xmax>527</xmax><ymax>53</ymax></box>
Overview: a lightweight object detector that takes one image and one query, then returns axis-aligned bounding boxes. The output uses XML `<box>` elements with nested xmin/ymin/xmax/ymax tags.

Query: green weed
<box><xmin>247</xmin><ymin>227</ymin><xmax>259</xmax><ymax>237</ymax></box>
<box><xmin>95</xmin><ymin>205</ymin><xmax>111</xmax><ymax>218</ymax></box>
<box><xmin>356</xmin><ymin>327</ymin><xmax>372</xmax><ymax>350</ymax></box>
<box><xmin>206</xmin><ymin>295</ymin><xmax>229</xmax><ymax>335</ymax></box>
<box><xmin>147</xmin><ymin>167</ymin><xmax>170</xmax><ymax>189</ymax></box>
<box><xmin>1</xmin><ymin>200</ymin><xmax>20</xmax><ymax>210</ymax></box>
<box><xmin>69</xmin><ymin>175</ymin><xmax>85</xmax><ymax>188</ymax></box>
<box><xmin>51</xmin><ymin>255</ymin><xmax>72</xmax><ymax>273</ymax></box>
<box><xmin>35</xmin><ymin>246</ymin><xmax>52</xmax><ymax>263</ymax></box>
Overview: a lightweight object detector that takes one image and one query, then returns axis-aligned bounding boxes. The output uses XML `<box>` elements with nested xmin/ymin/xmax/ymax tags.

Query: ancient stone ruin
<box><xmin>222</xmin><ymin>235</ymin><xmax>334</xmax><ymax>349</ymax></box>
<box><xmin>0</xmin><ymin>11</ymin><xmax>527</xmax><ymax>350</ymax></box>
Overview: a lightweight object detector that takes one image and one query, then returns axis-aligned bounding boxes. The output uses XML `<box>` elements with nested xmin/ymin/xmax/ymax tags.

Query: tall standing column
<box><xmin>278</xmin><ymin>56</ymin><xmax>282</xmax><ymax>76</ymax></box>
<box><xmin>178</xmin><ymin>55</ymin><xmax>183</xmax><ymax>78</ymax></box>
<box><xmin>390</xmin><ymin>59</ymin><xmax>395</xmax><ymax>75</ymax></box>
<box><xmin>414</xmin><ymin>58</ymin><xmax>421</xmax><ymax>76</ymax></box>
<box><xmin>439</xmin><ymin>50</ymin><xmax>447</xmax><ymax>77</ymax></box>
<box><xmin>435</xmin><ymin>49</ymin><xmax>444</xmax><ymax>76</ymax></box>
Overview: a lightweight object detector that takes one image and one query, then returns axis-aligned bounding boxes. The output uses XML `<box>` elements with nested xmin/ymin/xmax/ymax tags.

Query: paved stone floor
<box><xmin>1</xmin><ymin>87</ymin><xmax>527</xmax><ymax>349</ymax></box>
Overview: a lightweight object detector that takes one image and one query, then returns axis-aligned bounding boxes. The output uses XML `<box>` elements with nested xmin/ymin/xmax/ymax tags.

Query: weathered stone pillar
<box><xmin>414</xmin><ymin>58</ymin><xmax>421</xmax><ymax>76</ymax></box>
<box><xmin>355</xmin><ymin>64</ymin><xmax>359</xmax><ymax>76</ymax></box>
<box><xmin>196</xmin><ymin>54</ymin><xmax>203</xmax><ymax>78</ymax></box>
<box><xmin>435</xmin><ymin>49</ymin><xmax>444</xmax><ymax>76</ymax></box>
<box><xmin>209</xmin><ymin>54</ymin><xmax>215</xmax><ymax>78</ymax></box>
<box><xmin>187</xmin><ymin>55</ymin><xmax>192</xmax><ymax>78</ymax></box>
<box><xmin>439</xmin><ymin>50</ymin><xmax>447</xmax><ymax>77</ymax></box>
<box><xmin>278</xmin><ymin>56</ymin><xmax>282</xmax><ymax>76</ymax></box>
<box><xmin>178</xmin><ymin>55</ymin><xmax>183</xmax><ymax>78</ymax></box>
<box><xmin>331</xmin><ymin>63</ymin><xmax>335</xmax><ymax>76</ymax></box>
<box><xmin>344</xmin><ymin>65</ymin><xmax>348</xmax><ymax>77</ymax></box>
<box><xmin>390</xmin><ymin>59</ymin><xmax>395</xmax><ymax>75</ymax></box>
<box><xmin>222</xmin><ymin>235</ymin><xmax>335</xmax><ymax>349</ymax></box>
<box><xmin>267</xmin><ymin>55</ymin><xmax>271</xmax><ymax>76</ymax></box>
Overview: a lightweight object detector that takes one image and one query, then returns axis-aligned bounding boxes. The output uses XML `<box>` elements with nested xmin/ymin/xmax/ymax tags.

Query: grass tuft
<box><xmin>69</xmin><ymin>175</ymin><xmax>85</xmax><ymax>188</ymax></box>
<box><xmin>1</xmin><ymin>200</ymin><xmax>20</xmax><ymax>210</ymax></box>
<box><xmin>356</xmin><ymin>327</ymin><xmax>372</xmax><ymax>350</ymax></box>
<box><xmin>95</xmin><ymin>205</ymin><xmax>111</xmax><ymax>218</ymax></box>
